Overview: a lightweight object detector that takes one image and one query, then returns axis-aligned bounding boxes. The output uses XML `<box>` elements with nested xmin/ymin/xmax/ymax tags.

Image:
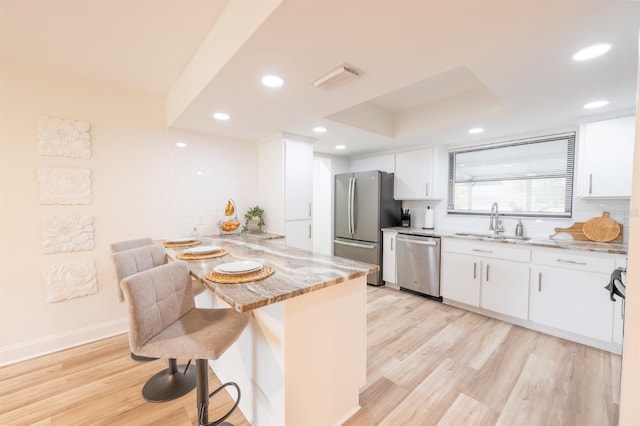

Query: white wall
<box><xmin>0</xmin><ymin>60</ymin><xmax>170</xmax><ymax>365</ymax></box>
<box><xmin>168</xmin><ymin>128</ymin><xmax>258</xmax><ymax>237</ymax></box>
<box><xmin>619</xmin><ymin>63</ymin><xmax>640</xmax><ymax>424</ymax></box>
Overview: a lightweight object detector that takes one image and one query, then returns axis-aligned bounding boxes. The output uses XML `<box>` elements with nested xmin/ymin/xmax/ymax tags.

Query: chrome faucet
<box><xmin>489</xmin><ymin>202</ymin><xmax>504</xmax><ymax>235</ymax></box>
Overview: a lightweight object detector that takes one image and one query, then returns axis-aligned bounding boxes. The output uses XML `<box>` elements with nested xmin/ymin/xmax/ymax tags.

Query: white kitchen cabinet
<box><xmin>578</xmin><ymin>116</ymin><xmax>635</xmax><ymax>198</ymax></box>
<box><xmin>285</xmin><ymin>219</ymin><xmax>313</xmax><ymax>251</ymax></box>
<box><xmin>529</xmin><ymin>249</ymin><xmax>623</xmax><ymax>342</ymax></box>
<box><xmin>259</xmin><ymin>134</ymin><xmax>314</xmax><ymax>249</ymax></box>
<box><xmin>441</xmin><ymin>239</ymin><xmax>530</xmax><ymax>319</ymax></box>
<box><xmin>441</xmin><ymin>251</ymin><xmax>480</xmax><ymax>306</ymax></box>
<box><xmin>285</xmin><ymin>139</ymin><xmax>313</xmax><ymax>220</ymax></box>
<box><xmin>394</xmin><ymin>148</ymin><xmax>437</xmax><ymax>200</ymax></box>
<box><xmin>382</xmin><ymin>231</ymin><xmax>397</xmax><ymax>285</ymax></box>
<box><xmin>612</xmin><ymin>257</ymin><xmax>627</xmax><ymax>345</ymax></box>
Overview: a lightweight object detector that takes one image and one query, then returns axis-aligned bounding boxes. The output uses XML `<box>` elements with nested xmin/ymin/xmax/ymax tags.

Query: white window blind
<box><xmin>448</xmin><ymin>133</ymin><xmax>575</xmax><ymax>217</ymax></box>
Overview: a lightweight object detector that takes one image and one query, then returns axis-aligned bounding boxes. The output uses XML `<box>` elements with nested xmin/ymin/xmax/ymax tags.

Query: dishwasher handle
<box><xmin>398</xmin><ymin>239</ymin><xmax>438</xmax><ymax>246</ymax></box>
<box><xmin>397</xmin><ymin>235</ymin><xmax>440</xmax><ymax>246</ymax></box>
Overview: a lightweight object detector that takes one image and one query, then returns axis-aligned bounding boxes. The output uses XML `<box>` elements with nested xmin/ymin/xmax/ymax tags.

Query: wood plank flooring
<box><xmin>0</xmin><ymin>286</ymin><xmax>620</xmax><ymax>425</ymax></box>
<box><xmin>345</xmin><ymin>286</ymin><xmax>621</xmax><ymax>426</ymax></box>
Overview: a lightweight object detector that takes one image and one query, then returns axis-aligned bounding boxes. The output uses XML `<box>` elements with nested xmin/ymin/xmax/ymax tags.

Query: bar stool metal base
<box><xmin>142</xmin><ymin>359</ymin><xmax>196</xmax><ymax>403</ymax></box>
<box><xmin>131</xmin><ymin>351</ymin><xmax>157</xmax><ymax>362</ymax></box>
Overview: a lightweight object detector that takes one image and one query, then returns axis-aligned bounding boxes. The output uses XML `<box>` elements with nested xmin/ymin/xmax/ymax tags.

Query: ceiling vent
<box><xmin>313</xmin><ymin>63</ymin><xmax>360</xmax><ymax>88</ymax></box>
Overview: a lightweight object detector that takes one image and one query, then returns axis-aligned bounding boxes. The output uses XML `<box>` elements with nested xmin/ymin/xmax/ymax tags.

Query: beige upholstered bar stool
<box><xmin>110</xmin><ymin>237</ymin><xmax>207</xmax><ymax>296</ymax></box>
<box><xmin>109</xmin><ymin>237</ymin><xmax>154</xmax><ymax>253</ymax></box>
<box><xmin>110</xmin><ymin>237</ymin><xmax>157</xmax><ymax>363</ymax></box>
<box><xmin>111</xmin><ymin>242</ymin><xmax>197</xmax><ymax>402</ymax></box>
<box><xmin>121</xmin><ymin>261</ymin><xmax>250</xmax><ymax>426</ymax></box>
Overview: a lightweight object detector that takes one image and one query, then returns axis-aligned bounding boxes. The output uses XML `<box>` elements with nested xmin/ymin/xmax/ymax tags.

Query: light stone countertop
<box><xmin>166</xmin><ymin>235</ymin><xmax>378</xmax><ymax>312</ymax></box>
<box><xmin>382</xmin><ymin>226</ymin><xmax>628</xmax><ymax>255</ymax></box>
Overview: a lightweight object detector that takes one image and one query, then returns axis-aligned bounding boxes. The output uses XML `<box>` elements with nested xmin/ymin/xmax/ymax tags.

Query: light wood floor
<box><xmin>0</xmin><ymin>286</ymin><xmax>621</xmax><ymax>425</ymax></box>
<box><xmin>345</xmin><ymin>286</ymin><xmax>621</xmax><ymax>426</ymax></box>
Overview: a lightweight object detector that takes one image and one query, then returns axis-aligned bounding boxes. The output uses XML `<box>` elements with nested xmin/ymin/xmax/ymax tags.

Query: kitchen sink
<box><xmin>454</xmin><ymin>232</ymin><xmax>532</xmax><ymax>242</ymax></box>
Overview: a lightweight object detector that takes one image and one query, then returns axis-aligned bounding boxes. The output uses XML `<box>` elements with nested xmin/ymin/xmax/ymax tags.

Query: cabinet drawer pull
<box><xmin>538</xmin><ymin>272</ymin><xmax>542</xmax><ymax>292</ymax></box>
<box><xmin>556</xmin><ymin>259</ymin><xmax>588</xmax><ymax>266</ymax></box>
<box><xmin>473</xmin><ymin>262</ymin><xmax>477</xmax><ymax>279</ymax></box>
<box><xmin>486</xmin><ymin>264</ymin><xmax>490</xmax><ymax>282</ymax></box>
<box><xmin>472</xmin><ymin>249</ymin><xmax>493</xmax><ymax>254</ymax></box>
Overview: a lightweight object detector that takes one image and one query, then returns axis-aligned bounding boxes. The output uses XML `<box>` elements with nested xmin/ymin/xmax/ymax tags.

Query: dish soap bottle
<box><xmin>515</xmin><ymin>219</ymin><xmax>524</xmax><ymax>237</ymax></box>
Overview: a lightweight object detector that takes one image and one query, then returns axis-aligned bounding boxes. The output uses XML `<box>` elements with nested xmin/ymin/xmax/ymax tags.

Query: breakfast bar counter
<box><xmin>165</xmin><ymin>235</ymin><xmax>377</xmax><ymax>426</ymax></box>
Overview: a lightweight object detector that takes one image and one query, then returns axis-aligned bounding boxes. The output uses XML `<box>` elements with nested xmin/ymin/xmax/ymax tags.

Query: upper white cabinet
<box><xmin>394</xmin><ymin>147</ymin><xmax>442</xmax><ymax>200</ymax></box>
<box><xmin>259</xmin><ymin>134</ymin><xmax>313</xmax><ymax>247</ymax></box>
<box><xmin>285</xmin><ymin>139</ymin><xmax>313</xmax><ymax>221</ymax></box>
<box><xmin>578</xmin><ymin>116</ymin><xmax>635</xmax><ymax>198</ymax></box>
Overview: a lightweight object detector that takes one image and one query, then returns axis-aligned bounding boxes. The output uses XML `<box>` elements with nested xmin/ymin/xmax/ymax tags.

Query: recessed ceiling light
<box><xmin>175</xmin><ymin>142</ymin><xmax>187</xmax><ymax>148</ymax></box>
<box><xmin>213</xmin><ymin>112</ymin><xmax>231</xmax><ymax>120</ymax></box>
<box><xmin>261</xmin><ymin>75</ymin><xmax>284</xmax><ymax>88</ymax></box>
<box><xmin>572</xmin><ymin>43</ymin><xmax>612</xmax><ymax>61</ymax></box>
<box><xmin>468</xmin><ymin>127</ymin><xmax>484</xmax><ymax>134</ymax></box>
<box><xmin>583</xmin><ymin>100</ymin><xmax>610</xmax><ymax>109</ymax></box>
<box><xmin>313</xmin><ymin>126</ymin><xmax>327</xmax><ymax>133</ymax></box>
<box><xmin>335</xmin><ymin>145</ymin><xmax>346</xmax><ymax>150</ymax></box>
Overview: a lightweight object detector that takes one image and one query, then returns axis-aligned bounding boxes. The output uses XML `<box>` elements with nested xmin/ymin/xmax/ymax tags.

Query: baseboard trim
<box><xmin>0</xmin><ymin>318</ymin><xmax>128</xmax><ymax>367</ymax></box>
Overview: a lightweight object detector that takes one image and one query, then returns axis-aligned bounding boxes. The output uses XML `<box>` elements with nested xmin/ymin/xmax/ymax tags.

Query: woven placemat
<box><xmin>163</xmin><ymin>240</ymin><xmax>201</xmax><ymax>248</ymax></box>
<box><xmin>206</xmin><ymin>264</ymin><xmax>275</xmax><ymax>284</ymax></box>
<box><xmin>176</xmin><ymin>248</ymin><xmax>229</xmax><ymax>260</ymax></box>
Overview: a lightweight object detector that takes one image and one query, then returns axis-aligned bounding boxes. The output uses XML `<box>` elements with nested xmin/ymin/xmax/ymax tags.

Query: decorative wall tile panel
<box><xmin>42</xmin><ymin>216</ymin><xmax>95</xmax><ymax>254</ymax></box>
<box><xmin>37</xmin><ymin>166</ymin><xmax>92</xmax><ymax>205</ymax></box>
<box><xmin>37</xmin><ymin>115</ymin><xmax>91</xmax><ymax>158</ymax></box>
<box><xmin>44</xmin><ymin>259</ymin><xmax>98</xmax><ymax>303</ymax></box>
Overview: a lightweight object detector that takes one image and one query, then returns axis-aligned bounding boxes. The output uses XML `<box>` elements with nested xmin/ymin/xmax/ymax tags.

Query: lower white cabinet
<box><xmin>481</xmin><ymin>258</ymin><xmax>530</xmax><ymax>319</ymax></box>
<box><xmin>382</xmin><ymin>231</ymin><xmax>397</xmax><ymax>285</ymax></box>
<box><xmin>441</xmin><ymin>239</ymin><xmax>530</xmax><ymax>319</ymax></box>
<box><xmin>441</xmin><ymin>238</ymin><xmax>624</xmax><ymax>352</ymax></box>
<box><xmin>530</xmin><ymin>266</ymin><xmax>613</xmax><ymax>341</ymax></box>
<box><xmin>529</xmin><ymin>249</ymin><xmax>622</xmax><ymax>343</ymax></box>
<box><xmin>285</xmin><ymin>219</ymin><xmax>312</xmax><ymax>251</ymax></box>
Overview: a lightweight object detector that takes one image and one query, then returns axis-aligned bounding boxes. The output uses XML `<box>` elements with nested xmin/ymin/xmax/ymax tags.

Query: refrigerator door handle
<box><xmin>333</xmin><ymin>240</ymin><xmax>376</xmax><ymax>250</ymax></box>
<box><xmin>346</xmin><ymin>177</ymin><xmax>353</xmax><ymax>234</ymax></box>
<box><xmin>349</xmin><ymin>177</ymin><xmax>356</xmax><ymax>235</ymax></box>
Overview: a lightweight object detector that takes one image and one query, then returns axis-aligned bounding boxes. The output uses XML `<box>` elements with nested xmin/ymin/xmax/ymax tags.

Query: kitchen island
<box><xmin>166</xmin><ymin>235</ymin><xmax>377</xmax><ymax>426</ymax></box>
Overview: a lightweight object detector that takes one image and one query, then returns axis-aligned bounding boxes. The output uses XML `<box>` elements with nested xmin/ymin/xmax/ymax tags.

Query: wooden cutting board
<box><xmin>549</xmin><ymin>222</ymin><xmax>590</xmax><ymax>241</ymax></box>
<box><xmin>583</xmin><ymin>212</ymin><xmax>621</xmax><ymax>242</ymax></box>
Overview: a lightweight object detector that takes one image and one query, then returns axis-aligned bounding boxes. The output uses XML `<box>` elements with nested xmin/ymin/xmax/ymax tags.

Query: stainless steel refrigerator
<box><xmin>334</xmin><ymin>171</ymin><xmax>401</xmax><ymax>285</ymax></box>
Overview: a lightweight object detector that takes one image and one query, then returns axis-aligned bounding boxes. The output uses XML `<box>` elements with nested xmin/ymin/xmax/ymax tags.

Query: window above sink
<box><xmin>447</xmin><ymin>132</ymin><xmax>575</xmax><ymax>218</ymax></box>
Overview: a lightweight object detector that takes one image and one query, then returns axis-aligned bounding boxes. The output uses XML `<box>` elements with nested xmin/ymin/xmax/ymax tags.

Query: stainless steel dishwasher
<box><xmin>396</xmin><ymin>234</ymin><xmax>441</xmax><ymax>300</ymax></box>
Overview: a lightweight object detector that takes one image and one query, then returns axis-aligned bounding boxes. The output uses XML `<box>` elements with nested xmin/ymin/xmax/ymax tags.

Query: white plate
<box><xmin>214</xmin><ymin>260</ymin><xmax>263</xmax><ymax>275</ymax></box>
<box><xmin>166</xmin><ymin>237</ymin><xmax>196</xmax><ymax>244</ymax></box>
<box><xmin>184</xmin><ymin>245</ymin><xmax>221</xmax><ymax>255</ymax></box>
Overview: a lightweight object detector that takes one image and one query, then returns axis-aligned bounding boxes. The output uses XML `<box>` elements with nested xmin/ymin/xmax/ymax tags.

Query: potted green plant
<box><xmin>242</xmin><ymin>206</ymin><xmax>266</xmax><ymax>233</ymax></box>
